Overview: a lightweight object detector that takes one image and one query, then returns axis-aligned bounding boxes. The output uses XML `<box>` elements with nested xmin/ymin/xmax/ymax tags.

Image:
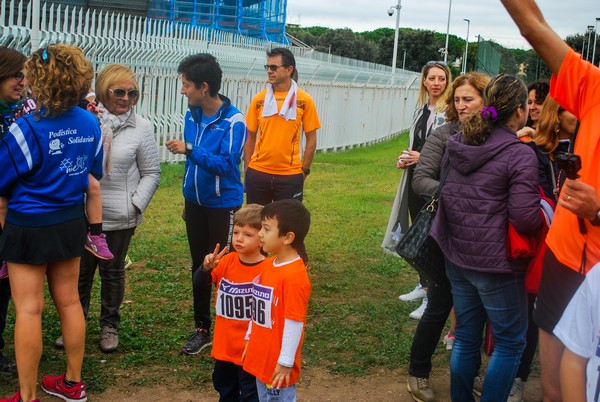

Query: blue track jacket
<box><xmin>183</xmin><ymin>95</ymin><xmax>247</xmax><ymax>208</ymax></box>
<box><xmin>0</xmin><ymin>107</ymin><xmax>103</xmax><ymax>226</ymax></box>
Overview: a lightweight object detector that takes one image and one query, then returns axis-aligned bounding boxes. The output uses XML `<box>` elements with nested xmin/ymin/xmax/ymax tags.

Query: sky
<box><xmin>286</xmin><ymin>0</ymin><xmax>600</xmax><ymax>50</ymax></box>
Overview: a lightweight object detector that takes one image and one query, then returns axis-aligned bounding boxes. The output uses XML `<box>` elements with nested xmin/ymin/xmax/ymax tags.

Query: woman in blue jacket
<box><xmin>0</xmin><ymin>44</ymin><xmax>102</xmax><ymax>402</ymax></box>
<box><xmin>430</xmin><ymin>74</ymin><xmax>542</xmax><ymax>401</ymax></box>
<box><xmin>166</xmin><ymin>53</ymin><xmax>247</xmax><ymax>355</ymax></box>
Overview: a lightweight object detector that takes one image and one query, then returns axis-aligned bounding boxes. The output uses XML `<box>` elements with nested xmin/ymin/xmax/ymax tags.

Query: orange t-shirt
<box><xmin>546</xmin><ymin>49</ymin><xmax>600</xmax><ymax>274</ymax></box>
<box><xmin>242</xmin><ymin>257</ymin><xmax>311</xmax><ymax>385</ymax></box>
<box><xmin>246</xmin><ymin>87</ymin><xmax>321</xmax><ymax>175</ymax></box>
<box><xmin>209</xmin><ymin>252</ymin><xmax>267</xmax><ymax>365</ymax></box>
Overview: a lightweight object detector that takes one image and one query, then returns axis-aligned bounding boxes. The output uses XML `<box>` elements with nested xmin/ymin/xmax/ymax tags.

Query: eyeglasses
<box><xmin>109</xmin><ymin>88</ymin><xmax>139</xmax><ymax>99</ymax></box>
<box><xmin>426</xmin><ymin>61</ymin><xmax>448</xmax><ymax>67</ymax></box>
<box><xmin>264</xmin><ymin>64</ymin><xmax>287</xmax><ymax>71</ymax></box>
<box><xmin>13</xmin><ymin>72</ymin><xmax>25</xmax><ymax>83</ymax></box>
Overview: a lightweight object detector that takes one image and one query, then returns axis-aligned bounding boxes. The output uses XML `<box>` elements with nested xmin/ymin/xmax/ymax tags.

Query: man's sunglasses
<box><xmin>264</xmin><ymin>64</ymin><xmax>288</xmax><ymax>71</ymax></box>
<box><xmin>109</xmin><ymin>88</ymin><xmax>139</xmax><ymax>99</ymax></box>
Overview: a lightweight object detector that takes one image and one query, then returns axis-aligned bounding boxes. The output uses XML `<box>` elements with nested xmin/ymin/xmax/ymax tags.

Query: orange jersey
<box><xmin>246</xmin><ymin>88</ymin><xmax>321</xmax><ymax>175</ymax></box>
<box><xmin>242</xmin><ymin>257</ymin><xmax>311</xmax><ymax>385</ymax></box>
<box><xmin>209</xmin><ymin>252</ymin><xmax>267</xmax><ymax>365</ymax></box>
<box><xmin>546</xmin><ymin>49</ymin><xmax>600</xmax><ymax>273</ymax></box>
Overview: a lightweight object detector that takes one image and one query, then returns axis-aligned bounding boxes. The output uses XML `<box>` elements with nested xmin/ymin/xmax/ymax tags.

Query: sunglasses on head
<box><xmin>426</xmin><ymin>60</ymin><xmax>448</xmax><ymax>67</ymax></box>
<box><xmin>109</xmin><ymin>88</ymin><xmax>139</xmax><ymax>99</ymax></box>
<box><xmin>13</xmin><ymin>71</ymin><xmax>25</xmax><ymax>83</ymax></box>
<box><xmin>264</xmin><ymin>64</ymin><xmax>287</xmax><ymax>71</ymax></box>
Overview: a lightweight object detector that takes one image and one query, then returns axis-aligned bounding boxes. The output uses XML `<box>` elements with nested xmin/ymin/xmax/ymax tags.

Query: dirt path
<box><xmin>34</xmin><ymin>366</ymin><xmax>542</xmax><ymax>401</ymax></box>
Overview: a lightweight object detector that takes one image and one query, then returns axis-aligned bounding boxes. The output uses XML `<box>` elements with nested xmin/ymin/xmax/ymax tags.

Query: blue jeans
<box><xmin>446</xmin><ymin>260</ymin><xmax>527</xmax><ymax>402</ymax></box>
<box><xmin>256</xmin><ymin>379</ymin><xmax>296</xmax><ymax>402</ymax></box>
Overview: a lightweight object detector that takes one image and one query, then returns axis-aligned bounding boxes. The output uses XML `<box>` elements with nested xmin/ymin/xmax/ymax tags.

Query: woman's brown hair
<box><xmin>444</xmin><ymin>72</ymin><xmax>490</xmax><ymax>122</ymax></box>
<box><xmin>534</xmin><ymin>96</ymin><xmax>564</xmax><ymax>160</ymax></box>
<box><xmin>0</xmin><ymin>46</ymin><xmax>26</xmax><ymax>81</ymax></box>
<box><xmin>460</xmin><ymin>74</ymin><xmax>527</xmax><ymax>146</ymax></box>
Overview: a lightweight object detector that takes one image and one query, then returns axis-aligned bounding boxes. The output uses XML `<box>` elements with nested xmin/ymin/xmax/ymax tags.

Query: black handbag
<box><xmin>395</xmin><ymin>164</ymin><xmax>449</xmax><ymax>286</ymax></box>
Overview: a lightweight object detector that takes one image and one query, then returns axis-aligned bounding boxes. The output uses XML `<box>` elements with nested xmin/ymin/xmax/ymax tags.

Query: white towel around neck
<box><xmin>262</xmin><ymin>80</ymin><xmax>298</xmax><ymax>120</ymax></box>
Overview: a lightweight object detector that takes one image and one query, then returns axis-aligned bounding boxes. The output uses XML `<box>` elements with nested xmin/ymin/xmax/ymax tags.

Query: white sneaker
<box><xmin>399</xmin><ymin>283</ymin><xmax>427</xmax><ymax>302</ymax></box>
<box><xmin>443</xmin><ymin>330</ymin><xmax>455</xmax><ymax>351</ymax></box>
<box><xmin>409</xmin><ymin>297</ymin><xmax>428</xmax><ymax>320</ymax></box>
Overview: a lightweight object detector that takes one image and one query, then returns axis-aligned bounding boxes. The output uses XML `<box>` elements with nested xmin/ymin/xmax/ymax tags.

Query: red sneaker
<box><xmin>0</xmin><ymin>392</ymin><xmax>40</xmax><ymax>402</ymax></box>
<box><xmin>41</xmin><ymin>373</ymin><xmax>87</xmax><ymax>402</ymax></box>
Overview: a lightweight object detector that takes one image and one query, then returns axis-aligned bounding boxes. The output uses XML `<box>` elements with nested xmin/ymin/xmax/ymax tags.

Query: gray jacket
<box><xmin>412</xmin><ymin>121</ymin><xmax>459</xmax><ymax>198</ymax></box>
<box><xmin>100</xmin><ymin>111</ymin><xmax>160</xmax><ymax>231</ymax></box>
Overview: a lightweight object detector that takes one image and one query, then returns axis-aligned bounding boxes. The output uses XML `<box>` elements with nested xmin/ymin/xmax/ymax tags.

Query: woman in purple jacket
<box><xmin>430</xmin><ymin>74</ymin><xmax>542</xmax><ymax>402</ymax></box>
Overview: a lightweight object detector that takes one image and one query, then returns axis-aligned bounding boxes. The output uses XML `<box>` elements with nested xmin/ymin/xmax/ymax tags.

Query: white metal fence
<box><xmin>1</xmin><ymin>0</ymin><xmax>421</xmax><ymax>162</ymax></box>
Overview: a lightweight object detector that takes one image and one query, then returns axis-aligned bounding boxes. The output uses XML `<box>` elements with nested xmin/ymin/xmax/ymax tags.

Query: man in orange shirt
<box><xmin>501</xmin><ymin>1</ymin><xmax>600</xmax><ymax>401</ymax></box>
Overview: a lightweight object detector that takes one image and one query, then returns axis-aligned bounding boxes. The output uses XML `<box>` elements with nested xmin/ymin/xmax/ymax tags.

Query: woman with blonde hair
<box><xmin>0</xmin><ymin>44</ymin><xmax>102</xmax><ymax>402</ymax></box>
<box><xmin>384</xmin><ymin>61</ymin><xmax>452</xmax><ymax>320</ymax></box>
<box><xmin>74</xmin><ymin>63</ymin><xmax>160</xmax><ymax>354</ymax></box>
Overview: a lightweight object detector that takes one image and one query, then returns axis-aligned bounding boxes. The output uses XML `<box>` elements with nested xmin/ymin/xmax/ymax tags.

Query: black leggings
<box><xmin>185</xmin><ymin>200</ymin><xmax>237</xmax><ymax>331</ymax></box>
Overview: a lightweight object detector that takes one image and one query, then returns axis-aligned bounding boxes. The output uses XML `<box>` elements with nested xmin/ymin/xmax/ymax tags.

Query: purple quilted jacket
<box><xmin>430</xmin><ymin>125</ymin><xmax>542</xmax><ymax>274</ymax></box>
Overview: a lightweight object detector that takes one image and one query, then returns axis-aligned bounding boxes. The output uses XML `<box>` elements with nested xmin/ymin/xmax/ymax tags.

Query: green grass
<box><xmin>0</xmin><ymin>132</ymin><xmax>437</xmax><ymax>394</ymax></box>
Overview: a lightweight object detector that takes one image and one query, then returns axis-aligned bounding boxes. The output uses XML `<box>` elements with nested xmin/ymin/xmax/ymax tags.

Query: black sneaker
<box><xmin>181</xmin><ymin>328</ymin><xmax>211</xmax><ymax>355</ymax></box>
<box><xmin>0</xmin><ymin>351</ymin><xmax>16</xmax><ymax>376</ymax></box>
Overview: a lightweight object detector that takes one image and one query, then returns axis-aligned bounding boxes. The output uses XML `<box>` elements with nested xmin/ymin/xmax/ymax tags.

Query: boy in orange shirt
<box><xmin>196</xmin><ymin>204</ymin><xmax>266</xmax><ymax>401</ymax></box>
<box><xmin>242</xmin><ymin>199</ymin><xmax>311</xmax><ymax>401</ymax></box>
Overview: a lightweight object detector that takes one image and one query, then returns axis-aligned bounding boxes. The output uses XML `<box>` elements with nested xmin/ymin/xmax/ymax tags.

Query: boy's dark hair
<box><xmin>267</xmin><ymin>47</ymin><xmax>298</xmax><ymax>82</ymax></box>
<box><xmin>234</xmin><ymin>204</ymin><xmax>263</xmax><ymax>231</ymax></box>
<box><xmin>177</xmin><ymin>53</ymin><xmax>222</xmax><ymax>96</ymax></box>
<box><xmin>261</xmin><ymin>199</ymin><xmax>310</xmax><ymax>250</ymax></box>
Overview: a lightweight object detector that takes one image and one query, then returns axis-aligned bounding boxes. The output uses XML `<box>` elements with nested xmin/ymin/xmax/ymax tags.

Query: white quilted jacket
<box><xmin>100</xmin><ymin>111</ymin><xmax>160</xmax><ymax>231</ymax></box>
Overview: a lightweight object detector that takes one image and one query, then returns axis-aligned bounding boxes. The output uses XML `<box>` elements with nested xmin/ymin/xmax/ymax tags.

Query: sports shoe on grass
<box><xmin>407</xmin><ymin>376</ymin><xmax>435</xmax><ymax>402</ymax></box>
<box><xmin>0</xmin><ymin>262</ymin><xmax>7</xmax><ymax>279</ymax></box>
<box><xmin>443</xmin><ymin>330</ymin><xmax>455</xmax><ymax>351</ymax></box>
<box><xmin>100</xmin><ymin>326</ymin><xmax>118</xmax><ymax>353</ymax></box>
<box><xmin>507</xmin><ymin>378</ymin><xmax>525</xmax><ymax>402</ymax></box>
<box><xmin>0</xmin><ymin>351</ymin><xmax>16</xmax><ymax>376</ymax></box>
<box><xmin>181</xmin><ymin>328</ymin><xmax>211</xmax><ymax>355</ymax></box>
<box><xmin>84</xmin><ymin>232</ymin><xmax>114</xmax><ymax>260</ymax></box>
<box><xmin>0</xmin><ymin>392</ymin><xmax>39</xmax><ymax>402</ymax></box>
<box><xmin>41</xmin><ymin>373</ymin><xmax>87</xmax><ymax>402</ymax></box>
<box><xmin>55</xmin><ymin>335</ymin><xmax>64</xmax><ymax>349</ymax></box>
<box><xmin>399</xmin><ymin>283</ymin><xmax>427</xmax><ymax>302</ymax></box>
<box><xmin>409</xmin><ymin>297</ymin><xmax>428</xmax><ymax>320</ymax></box>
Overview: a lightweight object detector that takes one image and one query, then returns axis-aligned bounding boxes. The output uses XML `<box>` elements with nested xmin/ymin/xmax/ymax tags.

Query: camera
<box><xmin>556</xmin><ymin>152</ymin><xmax>582</xmax><ymax>180</ymax></box>
<box><xmin>388</xmin><ymin>7</ymin><xmax>394</xmax><ymax>16</ymax></box>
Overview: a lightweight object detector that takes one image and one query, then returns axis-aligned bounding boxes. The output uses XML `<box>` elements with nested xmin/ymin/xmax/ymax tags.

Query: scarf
<box><xmin>96</xmin><ymin>104</ymin><xmax>131</xmax><ymax>176</ymax></box>
<box><xmin>262</xmin><ymin>80</ymin><xmax>298</xmax><ymax>120</ymax></box>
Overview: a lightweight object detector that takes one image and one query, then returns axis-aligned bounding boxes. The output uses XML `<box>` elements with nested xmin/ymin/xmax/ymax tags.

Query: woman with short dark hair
<box><xmin>166</xmin><ymin>53</ymin><xmax>247</xmax><ymax>355</ymax></box>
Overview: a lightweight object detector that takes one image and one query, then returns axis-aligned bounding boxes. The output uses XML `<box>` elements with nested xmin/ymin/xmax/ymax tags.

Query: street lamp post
<box><xmin>462</xmin><ymin>18</ymin><xmax>470</xmax><ymax>74</ymax></box>
<box><xmin>388</xmin><ymin>0</ymin><xmax>402</xmax><ymax>84</ymax></box>
<box><xmin>443</xmin><ymin>0</ymin><xmax>452</xmax><ymax>63</ymax></box>
<box><xmin>586</xmin><ymin>25</ymin><xmax>594</xmax><ymax>61</ymax></box>
<box><xmin>592</xmin><ymin>17</ymin><xmax>600</xmax><ymax>64</ymax></box>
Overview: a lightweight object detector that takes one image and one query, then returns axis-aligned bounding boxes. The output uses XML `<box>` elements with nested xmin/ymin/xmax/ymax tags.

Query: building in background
<box><xmin>43</xmin><ymin>0</ymin><xmax>288</xmax><ymax>43</ymax></box>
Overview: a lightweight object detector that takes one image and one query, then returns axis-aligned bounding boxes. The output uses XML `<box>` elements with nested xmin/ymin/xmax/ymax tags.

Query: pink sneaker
<box><xmin>0</xmin><ymin>392</ymin><xmax>40</xmax><ymax>402</ymax></box>
<box><xmin>41</xmin><ymin>373</ymin><xmax>87</xmax><ymax>402</ymax></box>
<box><xmin>0</xmin><ymin>262</ymin><xmax>7</xmax><ymax>279</ymax></box>
<box><xmin>84</xmin><ymin>232</ymin><xmax>114</xmax><ymax>260</ymax></box>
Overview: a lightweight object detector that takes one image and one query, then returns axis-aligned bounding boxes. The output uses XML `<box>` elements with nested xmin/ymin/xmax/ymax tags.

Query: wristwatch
<box><xmin>185</xmin><ymin>142</ymin><xmax>193</xmax><ymax>156</ymax></box>
<box><xmin>301</xmin><ymin>167</ymin><xmax>311</xmax><ymax>176</ymax></box>
<box><xmin>591</xmin><ymin>209</ymin><xmax>600</xmax><ymax>226</ymax></box>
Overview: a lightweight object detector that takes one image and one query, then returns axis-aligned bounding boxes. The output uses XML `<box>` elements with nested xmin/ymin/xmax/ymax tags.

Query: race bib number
<box><xmin>251</xmin><ymin>282</ymin><xmax>274</xmax><ymax>329</ymax></box>
<box><xmin>216</xmin><ymin>279</ymin><xmax>254</xmax><ymax>321</ymax></box>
